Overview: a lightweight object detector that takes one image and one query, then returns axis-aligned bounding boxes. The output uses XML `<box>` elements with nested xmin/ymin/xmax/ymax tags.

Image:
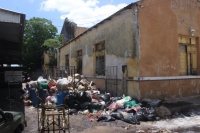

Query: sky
<box><xmin>1</xmin><ymin>0</ymin><xmax>137</xmax><ymax>34</ymax></box>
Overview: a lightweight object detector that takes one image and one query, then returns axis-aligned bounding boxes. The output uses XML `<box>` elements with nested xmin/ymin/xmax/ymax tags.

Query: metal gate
<box><xmin>105</xmin><ymin>66</ymin><xmax>118</xmax><ymax>97</ymax></box>
<box><xmin>43</xmin><ymin>66</ymin><xmax>75</xmax><ymax>80</ymax></box>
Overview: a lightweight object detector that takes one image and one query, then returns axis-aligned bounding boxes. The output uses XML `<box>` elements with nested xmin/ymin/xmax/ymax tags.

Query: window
<box><xmin>96</xmin><ymin>56</ymin><xmax>105</xmax><ymax>75</ymax></box>
<box><xmin>94</xmin><ymin>41</ymin><xmax>105</xmax><ymax>75</ymax></box>
<box><xmin>76</xmin><ymin>50</ymin><xmax>82</xmax><ymax>74</ymax></box>
<box><xmin>65</xmin><ymin>54</ymin><xmax>69</xmax><ymax>66</ymax></box>
<box><xmin>179</xmin><ymin>36</ymin><xmax>197</xmax><ymax>75</ymax></box>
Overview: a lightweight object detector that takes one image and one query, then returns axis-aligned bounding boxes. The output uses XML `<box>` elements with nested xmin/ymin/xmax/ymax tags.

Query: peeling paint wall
<box><xmin>59</xmin><ymin>5</ymin><xmax>140</xmax><ymax>96</ymax></box>
<box><xmin>138</xmin><ymin>0</ymin><xmax>200</xmax><ymax>76</ymax></box>
<box><xmin>137</xmin><ymin>0</ymin><xmax>200</xmax><ymax>99</ymax></box>
<box><xmin>140</xmin><ymin>79</ymin><xmax>200</xmax><ymax>100</ymax></box>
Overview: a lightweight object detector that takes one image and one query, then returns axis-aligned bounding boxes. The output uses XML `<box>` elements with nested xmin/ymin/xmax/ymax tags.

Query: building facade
<box><xmin>59</xmin><ymin>0</ymin><xmax>200</xmax><ymax>100</ymax></box>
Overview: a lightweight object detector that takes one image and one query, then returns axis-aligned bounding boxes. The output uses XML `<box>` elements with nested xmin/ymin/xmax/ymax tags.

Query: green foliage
<box><xmin>42</xmin><ymin>34</ymin><xmax>62</xmax><ymax>68</ymax></box>
<box><xmin>22</xmin><ymin>17</ymin><xmax>58</xmax><ymax>72</ymax></box>
<box><xmin>42</xmin><ymin>38</ymin><xmax>62</xmax><ymax>48</ymax></box>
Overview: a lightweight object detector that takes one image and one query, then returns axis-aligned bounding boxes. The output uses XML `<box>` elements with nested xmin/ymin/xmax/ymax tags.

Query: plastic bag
<box><xmin>76</xmin><ymin>91</ymin><xmax>91</xmax><ymax>103</ymax></box>
<box><xmin>97</xmin><ymin>115</ymin><xmax>115</xmax><ymax>122</ymax></box>
<box><xmin>111</xmin><ymin>112</ymin><xmax>124</xmax><ymax>120</ymax></box>
<box><xmin>121</xmin><ymin>112</ymin><xmax>140</xmax><ymax>125</ymax></box>
<box><xmin>116</xmin><ymin>96</ymin><xmax>131</xmax><ymax>106</ymax></box>
<box><xmin>124</xmin><ymin>100</ymin><xmax>138</xmax><ymax>108</ymax></box>
<box><xmin>141</xmin><ymin>98</ymin><xmax>162</xmax><ymax>108</ymax></box>
<box><xmin>65</xmin><ymin>93</ymin><xmax>78</xmax><ymax>108</ymax></box>
<box><xmin>29</xmin><ymin>81</ymin><xmax>37</xmax><ymax>88</ymax></box>
<box><xmin>37</xmin><ymin>76</ymin><xmax>47</xmax><ymax>84</ymax></box>
<box><xmin>56</xmin><ymin>78</ymin><xmax>71</xmax><ymax>91</ymax></box>
<box><xmin>98</xmin><ymin>94</ymin><xmax>111</xmax><ymax>103</ymax></box>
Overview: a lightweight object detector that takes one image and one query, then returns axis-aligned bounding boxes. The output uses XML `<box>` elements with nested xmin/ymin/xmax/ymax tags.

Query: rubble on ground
<box><xmin>24</xmin><ymin>73</ymin><xmax>183</xmax><ymax>127</ymax></box>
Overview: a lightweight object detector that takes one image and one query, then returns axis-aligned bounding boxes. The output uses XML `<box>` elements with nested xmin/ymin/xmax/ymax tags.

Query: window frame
<box><xmin>179</xmin><ymin>36</ymin><xmax>197</xmax><ymax>75</ymax></box>
<box><xmin>94</xmin><ymin>41</ymin><xmax>105</xmax><ymax>75</ymax></box>
<box><xmin>76</xmin><ymin>50</ymin><xmax>82</xmax><ymax>74</ymax></box>
<box><xmin>65</xmin><ymin>54</ymin><xmax>69</xmax><ymax>67</ymax></box>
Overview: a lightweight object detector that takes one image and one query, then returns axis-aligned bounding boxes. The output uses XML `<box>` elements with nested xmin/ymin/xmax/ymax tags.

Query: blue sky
<box><xmin>1</xmin><ymin>0</ymin><xmax>137</xmax><ymax>33</ymax></box>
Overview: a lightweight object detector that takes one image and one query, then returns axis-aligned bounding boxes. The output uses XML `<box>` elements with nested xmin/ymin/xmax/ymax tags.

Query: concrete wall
<box><xmin>139</xmin><ymin>78</ymin><xmax>200</xmax><ymax>100</ymax></box>
<box><xmin>136</xmin><ymin>0</ymin><xmax>200</xmax><ymax>99</ymax></box>
<box><xmin>138</xmin><ymin>0</ymin><xmax>200</xmax><ymax>76</ymax></box>
<box><xmin>59</xmin><ymin>6</ymin><xmax>140</xmax><ymax>96</ymax></box>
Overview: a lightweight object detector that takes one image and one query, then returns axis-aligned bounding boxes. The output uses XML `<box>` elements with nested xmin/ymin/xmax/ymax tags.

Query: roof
<box><xmin>0</xmin><ymin>8</ymin><xmax>25</xmax><ymax>64</ymax></box>
<box><xmin>59</xmin><ymin>2</ymin><xmax>137</xmax><ymax>49</ymax></box>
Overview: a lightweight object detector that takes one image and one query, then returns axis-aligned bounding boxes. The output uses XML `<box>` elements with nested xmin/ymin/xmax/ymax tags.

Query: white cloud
<box><xmin>40</xmin><ymin>0</ymin><xmax>127</xmax><ymax>27</ymax></box>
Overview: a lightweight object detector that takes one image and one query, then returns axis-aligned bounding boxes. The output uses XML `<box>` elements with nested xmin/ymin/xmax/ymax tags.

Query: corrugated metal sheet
<box><xmin>0</xmin><ymin>8</ymin><xmax>21</xmax><ymax>23</ymax></box>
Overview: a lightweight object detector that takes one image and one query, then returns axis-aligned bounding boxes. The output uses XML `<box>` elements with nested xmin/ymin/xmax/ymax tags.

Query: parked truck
<box><xmin>0</xmin><ymin>8</ymin><xmax>26</xmax><ymax>132</ymax></box>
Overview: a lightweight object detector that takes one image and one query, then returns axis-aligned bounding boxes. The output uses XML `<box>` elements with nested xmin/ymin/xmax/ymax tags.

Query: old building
<box><xmin>58</xmin><ymin>0</ymin><xmax>200</xmax><ymax>100</ymax></box>
<box><xmin>61</xmin><ymin>18</ymin><xmax>88</xmax><ymax>45</ymax></box>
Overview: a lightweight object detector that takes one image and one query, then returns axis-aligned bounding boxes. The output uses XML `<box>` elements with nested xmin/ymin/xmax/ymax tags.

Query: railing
<box><xmin>42</xmin><ymin>66</ymin><xmax>76</xmax><ymax>80</ymax></box>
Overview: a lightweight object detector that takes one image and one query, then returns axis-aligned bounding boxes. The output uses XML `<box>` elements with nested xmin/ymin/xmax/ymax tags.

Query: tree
<box><xmin>22</xmin><ymin>17</ymin><xmax>57</xmax><ymax>73</ymax></box>
<box><xmin>42</xmin><ymin>34</ymin><xmax>63</xmax><ymax>68</ymax></box>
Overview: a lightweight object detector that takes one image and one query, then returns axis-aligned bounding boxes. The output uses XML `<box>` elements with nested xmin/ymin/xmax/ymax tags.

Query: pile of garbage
<box><xmin>24</xmin><ymin>74</ymin><xmax>172</xmax><ymax>125</ymax></box>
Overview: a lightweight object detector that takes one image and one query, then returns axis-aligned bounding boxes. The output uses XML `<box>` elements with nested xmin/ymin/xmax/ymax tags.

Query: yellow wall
<box><xmin>59</xmin><ymin>7</ymin><xmax>140</xmax><ymax>96</ymax></box>
<box><xmin>60</xmin><ymin>9</ymin><xmax>139</xmax><ymax>78</ymax></box>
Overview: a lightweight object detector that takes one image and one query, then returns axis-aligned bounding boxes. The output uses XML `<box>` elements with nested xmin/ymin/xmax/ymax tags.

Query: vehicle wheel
<box><xmin>14</xmin><ymin>126</ymin><xmax>22</xmax><ymax>133</ymax></box>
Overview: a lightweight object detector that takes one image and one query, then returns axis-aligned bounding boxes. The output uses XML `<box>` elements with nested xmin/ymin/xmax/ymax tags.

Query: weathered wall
<box><xmin>138</xmin><ymin>0</ymin><xmax>200</xmax><ymax>76</ymax></box>
<box><xmin>136</xmin><ymin>0</ymin><xmax>200</xmax><ymax>99</ymax></box>
<box><xmin>75</xmin><ymin>27</ymin><xmax>88</xmax><ymax>37</ymax></box>
<box><xmin>140</xmin><ymin>78</ymin><xmax>200</xmax><ymax>100</ymax></box>
<box><xmin>59</xmin><ymin>6</ymin><xmax>140</xmax><ymax>96</ymax></box>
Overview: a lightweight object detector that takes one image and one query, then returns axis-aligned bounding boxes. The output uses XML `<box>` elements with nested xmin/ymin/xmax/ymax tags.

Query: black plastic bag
<box><xmin>135</xmin><ymin>107</ymin><xmax>157</xmax><ymax>121</ymax></box>
<box><xmin>111</xmin><ymin>112</ymin><xmax>124</xmax><ymax>120</ymax></box>
<box><xmin>73</xmin><ymin>103</ymin><xmax>81</xmax><ymax>110</ymax></box>
<box><xmin>141</xmin><ymin>99</ymin><xmax>161</xmax><ymax>108</ymax></box>
<box><xmin>135</xmin><ymin>108</ymin><xmax>148</xmax><ymax>121</ymax></box>
<box><xmin>65</xmin><ymin>93</ymin><xmax>78</xmax><ymax>108</ymax></box>
<box><xmin>68</xmin><ymin>109</ymin><xmax>78</xmax><ymax>115</ymax></box>
<box><xmin>98</xmin><ymin>94</ymin><xmax>111</xmax><ymax>103</ymax></box>
<box><xmin>111</xmin><ymin>97</ymin><xmax>122</xmax><ymax>102</ymax></box>
<box><xmin>97</xmin><ymin>115</ymin><xmax>116</xmax><ymax>122</ymax></box>
<box><xmin>121</xmin><ymin>112</ymin><xmax>140</xmax><ymax>125</ymax></box>
<box><xmin>76</xmin><ymin>91</ymin><xmax>91</xmax><ymax>103</ymax></box>
<box><xmin>89</xmin><ymin>102</ymin><xmax>102</xmax><ymax>110</ymax></box>
<box><xmin>80</xmin><ymin>102</ymin><xmax>91</xmax><ymax>109</ymax></box>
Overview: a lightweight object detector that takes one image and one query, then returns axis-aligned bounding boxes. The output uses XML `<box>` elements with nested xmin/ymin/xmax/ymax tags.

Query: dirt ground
<box><xmin>22</xmin><ymin>106</ymin><xmax>200</xmax><ymax>133</ymax></box>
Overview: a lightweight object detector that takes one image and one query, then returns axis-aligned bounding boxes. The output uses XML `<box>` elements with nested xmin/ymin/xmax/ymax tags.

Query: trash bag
<box><xmin>67</xmin><ymin>109</ymin><xmax>78</xmax><ymax>115</ymax></box>
<box><xmin>116</xmin><ymin>96</ymin><xmax>131</xmax><ymax>105</ymax></box>
<box><xmin>29</xmin><ymin>81</ymin><xmax>37</xmax><ymax>88</ymax></box>
<box><xmin>89</xmin><ymin>102</ymin><xmax>102</xmax><ymax>110</ymax></box>
<box><xmin>104</xmin><ymin>100</ymin><xmax>113</xmax><ymax>108</ymax></box>
<box><xmin>124</xmin><ymin>100</ymin><xmax>139</xmax><ymax>108</ymax></box>
<box><xmin>111</xmin><ymin>97</ymin><xmax>122</xmax><ymax>102</ymax></box>
<box><xmin>76</xmin><ymin>91</ymin><xmax>91</xmax><ymax>103</ymax></box>
<box><xmin>111</xmin><ymin>112</ymin><xmax>124</xmax><ymax>120</ymax></box>
<box><xmin>135</xmin><ymin>107</ymin><xmax>157</xmax><ymax>121</ymax></box>
<box><xmin>146</xmin><ymin>114</ymin><xmax>156</xmax><ymax>121</ymax></box>
<box><xmin>65</xmin><ymin>93</ymin><xmax>77</xmax><ymax>108</ymax></box>
<box><xmin>97</xmin><ymin>115</ymin><xmax>116</xmax><ymax>122</ymax></box>
<box><xmin>141</xmin><ymin>98</ymin><xmax>162</xmax><ymax>108</ymax></box>
<box><xmin>37</xmin><ymin>76</ymin><xmax>47</xmax><ymax>86</ymax></box>
<box><xmin>80</xmin><ymin>102</ymin><xmax>91</xmax><ymax>109</ymax></box>
<box><xmin>108</xmin><ymin>102</ymin><xmax>123</xmax><ymax>111</ymax></box>
<box><xmin>121</xmin><ymin>112</ymin><xmax>140</xmax><ymax>125</ymax></box>
<box><xmin>98</xmin><ymin>94</ymin><xmax>111</xmax><ymax>103</ymax></box>
<box><xmin>56</xmin><ymin>78</ymin><xmax>72</xmax><ymax>91</ymax></box>
<box><xmin>135</xmin><ymin>108</ymin><xmax>148</xmax><ymax>121</ymax></box>
<box><xmin>73</xmin><ymin>103</ymin><xmax>81</xmax><ymax>110</ymax></box>
<box><xmin>116</xmin><ymin>108</ymin><xmax>127</xmax><ymax>112</ymax></box>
